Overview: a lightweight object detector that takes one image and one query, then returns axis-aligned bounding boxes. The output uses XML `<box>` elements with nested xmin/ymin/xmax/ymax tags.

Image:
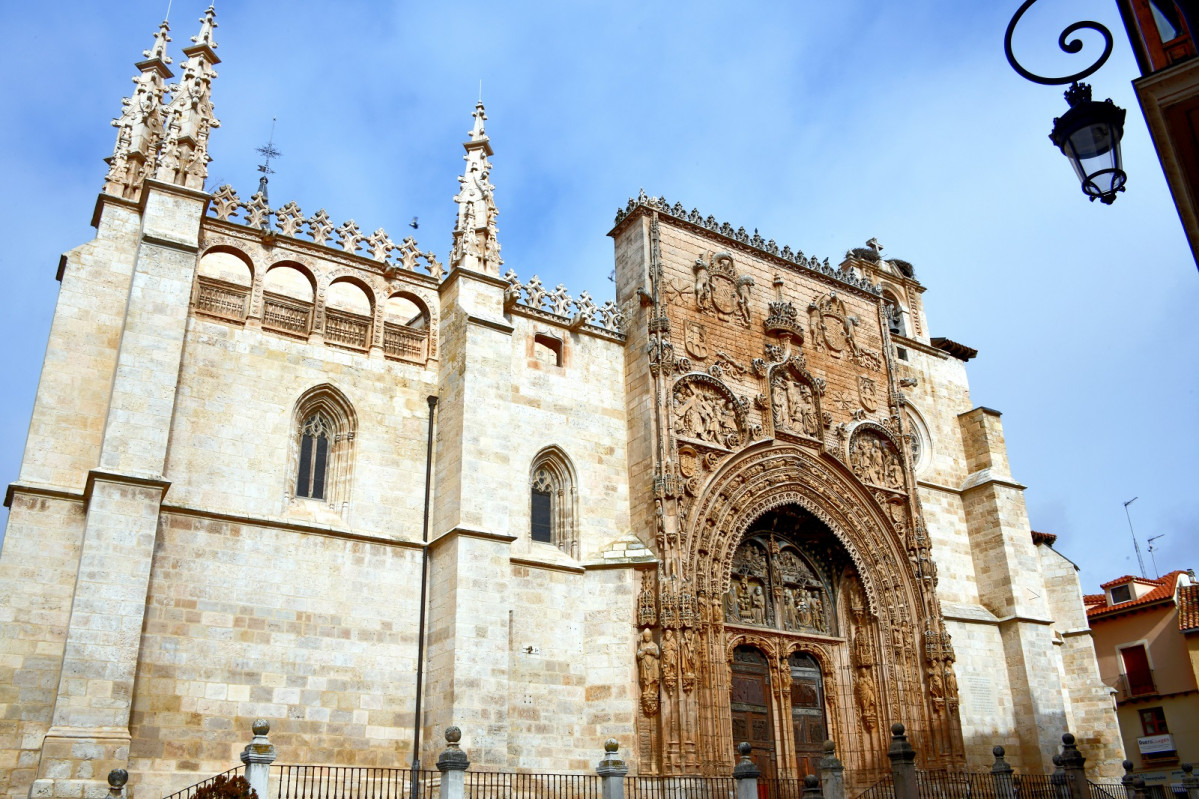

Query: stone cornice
<box><xmin>83</xmin><ymin>469</ymin><xmax>171</xmax><ymax>507</ymax></box>
<box><xmin>159</xmin><ymin>502</ymin><xmax>424</xmax><ymax>550</ymax></box>
<box><xmin>4</xmin><ymin>482</ymin><xmax>84</xmax><ymax>508</ymax></box>
<box><xmin>466</xmin><ymin>314</ymin><xmax>515</xmax><ymax>335</ymax></box>
<box><xmin>439</xmin><ymin>266</ymin><xmax>510</xmax><ymax>293</ymax></box>
<box><xmin>609</xmin><ymin>195</ymin><xmax>883</xmax><ymax>300</ymax></box>
<box><xmin>959</xmin><ymin>469</ymin><xmax>1027</xmax><ymax>493</ymax></box>
<box><xmin>511</xmin><ymin>556</ymin><xmax>586</xmax><ymax>575</ymax></box>
<box><xmin>890</xmin><ymin>335</ymin><xmax>949</xmax><ymax>360</ymax></box>
<box><xmin>91</xmin><ymin>193</ymin><xmax>140</xmax><ymax>229</ymax></box>
<box><xmin>428</xmin><ymin>525</ymin><xmax>518</xmax><ymax>548</ymax></box>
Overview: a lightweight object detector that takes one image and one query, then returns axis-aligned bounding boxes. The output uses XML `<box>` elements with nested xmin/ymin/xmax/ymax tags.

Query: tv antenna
<box><xmin>1146</xmin><ymin>534</ymin><xmax>1165</xmax><ymax>580</ymax></box>
<box><xmin>1123</xmin><ymin>497</ymin><xmax>1147</xmax><ymax>578</ymax></box>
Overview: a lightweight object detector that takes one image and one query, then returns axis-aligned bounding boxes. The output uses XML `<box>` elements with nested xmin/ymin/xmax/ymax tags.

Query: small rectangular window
<box><xmin>1121</xmin><ymin>645</ymin><xmax>1155</xmax><ymax>696</ymax></box>
<box><xmin>896</xmin><ymin>347</ymin><xmax>908</xmax><ymax>361</ymax></box>
<box><xmin>1140</xmin><ymin>707</ymin><xmax>1169</xmax><ymax>735</ymax></box>
<box><xmin>531</xmin><ymin>489</ymin><xmax>553</xmax><ymax>542</ymax></box>
<box><xmin>1110</xmin><ymin>584</ymin><xmax>1133</xmax><ymax>603</ymax></box>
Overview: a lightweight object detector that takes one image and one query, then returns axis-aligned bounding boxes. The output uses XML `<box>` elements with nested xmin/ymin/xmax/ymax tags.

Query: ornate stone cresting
<box><xmin>205</xmin><ymin>186</ymin><xmax>444</xmax><ymax>279</ymax></box>
<box><xmin>104</xmin><ymin>19</ymin><xmax>174</xmax><ymax>200</ymax></box>
<box><xmin>155</xmin><ymin>6</ymin><xmax>220</xmax><ymax>190</ymax></box>
<box><xmin>450</xmin><ymin>101</ymin><xmax>502</xmax><ymax>275</ymax></box>
<box><xmin>614</xmin><ymin>192</ymin><xmax>882</xmax><ymax>295</ymax></box>
<box><xmin>501</xmin><ymin>270</ymin><xmax>624</xmax><ymax>335</ymax></box>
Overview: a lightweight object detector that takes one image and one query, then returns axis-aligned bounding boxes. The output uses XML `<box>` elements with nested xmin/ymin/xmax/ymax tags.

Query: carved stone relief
<box><xmin>807</xmin><ymin>291</ymin><xmax>882</xmax><ymax>371</ymax></box>
<box><xmin>684</xmin><ymin>320</ymin><xmax>709</xmax><ymax>360</ymax></box>
<box><xmin>672</xmin><ymin>375</ymin><xmax>746</xmax><ymax>449</ymax></box>
<box><xmin>858</xmin><ymin>375</ymin><xmax>879</xmax><ymax>412</ymax></box>
<box><xmin>771</xmin><ymin>376</ymin><xmax>820</xmax><ymax>439</ymax></box>
<box><xmin>849</xmin><ymin>428</ymin><xmax>905</xmax><ymax>492</ymax></box>
<box><xmin>637</xmin><ymin>629</ymin><xmax>661</xmax><ymax>715</ymax></box>
<box><xmin>693</xmin><ymin>251</ymin><xmax>753</xmax><ymax>327</ymax></box>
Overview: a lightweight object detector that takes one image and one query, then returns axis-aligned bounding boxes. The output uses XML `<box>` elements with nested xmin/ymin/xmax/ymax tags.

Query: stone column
<box><xmin>990</xmin><ymin>746</ymin><xmax>1016</xmax><ymax>799</ymax></box>
<box><xmin>888</xmin><ymin>724</ymin><xmax>918</xmax><ymax>799</ymax></box>
<box><xmin>436</xmin><ymin>727</ymin><xmax>470</xmax><ymax>799</ymax></box>
<box><xmin>240</xmin><ymin>719</ymin><xmax>277</xmax><ymax>799</ymax></box>
<box><xmin>803</xmin><ymin>775</ymin><xmax>824</xmax><ymax>799</ymax></box>
<box><xmin>819</xmin><ymin>740</ymin><xmax>845</xmax><ymax>799</ymax></box>
<box><xmin>1060</xmin><ymin>734</ymin><xmax>1088</xmax><ymax>799</ymax></box>
<box><xmin>1132</xmin><ymin>777</ymin><xmax>1149</xmax><ymax>799</ymax></box>
<box><xmin>733</xmin><ymin>742</ymin><xmax>760</xmax><ymax>799</ymax></box>
<box><xmin>596</xmin><ymin>739</ymin><xmax>629</xmax><ymax>799</ymax></box>
<box><xmin>1181</xmin><ymin>765</ymin><xmax>1198</xmax><ymax>799</ymax></box>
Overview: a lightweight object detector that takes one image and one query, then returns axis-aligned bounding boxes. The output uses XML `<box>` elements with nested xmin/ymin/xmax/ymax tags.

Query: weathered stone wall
<box><xmin>128</xmin><ymin>513</ymin><xmax>425</xmax><ymax>799</ymax></box>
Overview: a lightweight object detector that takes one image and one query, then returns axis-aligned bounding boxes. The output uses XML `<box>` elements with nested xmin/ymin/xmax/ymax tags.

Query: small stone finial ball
<box><xmin>108</xmin><ymin>769</ymin><xmax>129</xmax><ymax>789</ymax></box>
<box><xmin>1062</xmin><ymin>733</ymin><xmax>1075</xmax><ymax>746</ymax></box>
<box><xmin>804</xmin><ymin>775</ymin><xmax>819</xmax><ymax>788</ymax></box>
<box><xmin>252</xmin><ymin>719</ymin><xmax>270</xmax><ymax>736</ymax></box>
<box><xmin>1134</xmin><ymin>778</ymin><xmax>1146</xmax><ymax>789</ymax></box>
<box><xmin>891</xmin><ymin>722</ymin><xmax>905</xmax><ymax>737</ymax></box>
<box><xmin>605</xmin><ymin>739</ymin><xmax>620</xmax><ymax>754</ymax></box>
<box><xmin>1182</xmin><ymin>763</ymin><xmax>1193</xmax><ymax>775</ymax></box>
<box><xmin>738</xmin><ymin>741</ymin><xmax>752</xmax><ymax>756</ymax></box>
<box><xmin>823</xmin><ymin>740</ymin><xmax>835</xmax><ymax>755</ymax></box>
<box><xmin>1124</xmin><ymin>761</ymin><xmax>1135</xmax><ymax>773</ymax></box>
<box><xmin>445</xmin><ymin>726</ymin><xmax>462</xmax><ymax>744</ymax></box>
<box><xmin>993</xmin><ymin>746</ymin><xmax>1005</xmax><ymax>758</ymax></box>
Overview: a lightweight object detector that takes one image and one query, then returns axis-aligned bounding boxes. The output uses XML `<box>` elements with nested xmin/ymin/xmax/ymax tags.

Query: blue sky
<box><xmin>0</xmin><ymin>2</ymin><xmax>1194</xmax><ymax>591</ymax></box>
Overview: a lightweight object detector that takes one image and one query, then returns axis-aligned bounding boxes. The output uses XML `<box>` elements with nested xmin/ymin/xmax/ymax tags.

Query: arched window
<box><xmin>529</xmin><ymin>447</ymin><xmax>578</xmax><ymax>557</ymax></box>
<box><xmin>289</xmin><ymin>385</ymin><xmax>357</xmax><ymax>513</ymax></box>
<box><xmin>882</xmin><ymin>292</ymin><xmax>906</xmax><ymax>337</ymax></box>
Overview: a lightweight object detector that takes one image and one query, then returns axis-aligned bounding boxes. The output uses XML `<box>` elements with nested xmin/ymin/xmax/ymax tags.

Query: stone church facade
<box><xmin>0</xmin><ymin>9</ymin><xmax>1122</xmax><ymax>799</ymax></box>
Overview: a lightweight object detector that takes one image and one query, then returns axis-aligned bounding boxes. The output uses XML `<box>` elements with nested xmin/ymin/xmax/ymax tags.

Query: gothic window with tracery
<box><xmin>296</xmin><ymin>413</ymin><xmax>332</xmax><ymax>499</ymax></box>
<box><xmin>289</xmin><ymin>384</ymin><xmax>357</xmax><ymax>514</ymax></box>
<box><xmin>528</xmin><ymin>447</ymin><xmax>578</xmax><ymax>557</ymax></box>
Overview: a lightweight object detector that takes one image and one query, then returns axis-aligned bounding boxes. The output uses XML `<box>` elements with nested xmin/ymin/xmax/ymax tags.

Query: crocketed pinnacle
<box><xmin>154</xmin><ymin>5</ymin><xmax>221</xmax><ymax>190</ymax></box>
<box><xmin>449</xmin><ymin>100</ymin><xmax>502</xmax><ymax>275</ymax></box>
<box><xmin>102</xmin><ymin>18</ymin><xmax>174</xmax><ymax>200</ymax></box>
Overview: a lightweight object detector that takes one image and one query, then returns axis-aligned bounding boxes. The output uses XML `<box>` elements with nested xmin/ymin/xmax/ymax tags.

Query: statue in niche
<box><xmin>810</xmin><ymin>591</ymin><xmax>826</xmax><ymax>632</ymax></box>
<box><xmin>725</xmin><ymin>583</ymin><xmax>740</xmax><ymax>623</ymax></box>
<box><xmin>637</xmin><ymin>629</ymin><xmax>660</xmax><ymax>715</ymax></box>
<box><xmin>855</xmin><ymin>671</ymin><xmax>879</xmax><ymax>730</ymax></box>
<box><xmin>681</xmin><ymin>628</ymin><xmax>698</xmax><ymax>692</ymax></box>
<box><xmin>928</xmin><ymin>666</ymin><xmax>945</xmax><ymax>700</ymax></box>
<box><xmin>662</xmin><ymin>629</ymin><xmax>679</xmax><ymax>694</ymax></box>
<box><xmin>797</xmin><ymin>591</ymin><xmax>812</xmax><ymax>628</ymax></box>
<box><xmin>735</xmin><ymin>276</ymin><xmax>754</xmax><ymax>326</ymax></box>
<box><xmin>782</xmin><ymin>588</ymin><xmax>797</xmax><ymax>630</ymax></box>
<box><xmin>771</xmin><ymin>376</ymin><xmax>819</xmax><ymax>438</ymax></box>
<box><xmin>850</xmin><ymin>431</ymin><xmax>904</xmax><ymax>491</ymax></box>
<box><xmin>737</xmin><ymin>576</ymin><xmax>753</xmax><ymax>620</ymax></box>
<box><xmin>751</xmin><ymin>585</ymin><xmax>766</xmax><ymax>625</ymax></box>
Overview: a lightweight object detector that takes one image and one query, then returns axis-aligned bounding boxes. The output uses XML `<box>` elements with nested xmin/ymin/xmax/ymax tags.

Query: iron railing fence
<box><xmin>463</xmin><ymin>771</ymin><xmax>600</xmax><ymax>799</ymax></box>
<box><xmin>759</xmin><ymin>777</ymin><xmax>806</xmax><ymax>799</ymax></box>
<box><xmin>853</xmin><ymin>771</ymin><xmax>1102</xmax><ymax>799</ymax></box>
<box><xmin>624</xmin><ymin>776</ymin><xmax>736</xmax><ymax>799</ymax></box>
<box><xmin>162</xmin><ymin>766</ymin><xmax>246</xmax><ymax>799</ymax></box>
<box><xmin>1089</xmin><ymin>782</ymin><xmax>1131</xmax><ymax>799</ymax></box>
<box><xmin>272</xmin><ymin>765</ymin><xmax>439</xmax><ymax>799</ymax></box>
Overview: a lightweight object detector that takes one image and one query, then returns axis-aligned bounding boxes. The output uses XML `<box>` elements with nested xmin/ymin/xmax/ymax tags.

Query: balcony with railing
<box><xmin>325</xmin><ymin>309</ymin><xmax>372</xmax><ymax>351</ymax></box>
<box><xmin>263</xmin><ymin>292</ymin><xmax>314</xmax><ymax>338</ymax></box>
<box><xmin>194</xmin><ymin>276</ymin><xmax>250</xmax><ymax>322</ymax></box>
<box><xmin>1111</xmin><ymin>669</ymin><xmax>1158</xmax><ymax>701</ymax></box>
<box><xmin>383</xmin><ymin>322</ymin><xmax>427</xmax><ymax>363</ymax></box>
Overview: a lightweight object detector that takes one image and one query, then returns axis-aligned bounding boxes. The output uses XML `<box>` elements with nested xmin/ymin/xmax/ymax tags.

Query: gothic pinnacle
<box><xmin>449</xmin><ymin>99</ymin><xmax>501</xmax><ymax>275</ymax></box>
<box><xmin>103</xmin><ymin>18</ymin><xmax>175</xmax><ymax>201</ymax></box>
<box><xmin>154</xmin><ymin>4</ymin><xmax>221</xmax><ymax>190</ymax></box>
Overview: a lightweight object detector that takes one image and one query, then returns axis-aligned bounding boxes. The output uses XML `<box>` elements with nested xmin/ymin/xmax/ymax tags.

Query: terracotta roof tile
<box><xmin>1083</xmin><ymin>593</ymin><xmax>1105</xmax><ymax>606</ymax></box>
<box><xmin>1032</xmin><ymin>530</ymin><xmax>1058</xmax><ymax>546</ymax></box>
<box><xmin>1100</xmin><ymin>574</ymin><xmax>1139</xmax><ymax>590</ymax></box>
<box><xmin>1088</xmin><ymin>571</ymin><xmax>1188</xmax><ymax>620</ymax></box>
<box><xmin>1179</xmin><ymin>584</ymin><xmax>1199</xmax><ymax>632</ymax></box>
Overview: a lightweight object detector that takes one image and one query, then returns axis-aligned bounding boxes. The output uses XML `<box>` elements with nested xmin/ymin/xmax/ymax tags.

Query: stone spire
<box><xmin>450</xmin><ymin>101</ymin><xmax>502</xmax><ymax>275</ymax></box>
<box><xmin>103</xmin><ymin>19</ymin><xmax>174</xmax><ymax>201</ymax></box>
<box><xmin>155</xmin><ymin>5</ymin><xmax>221</xmax><ymax>190</ymax></box>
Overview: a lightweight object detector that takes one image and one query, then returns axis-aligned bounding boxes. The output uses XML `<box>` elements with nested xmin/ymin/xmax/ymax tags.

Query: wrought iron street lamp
<box><xmin>1005</xmin><ymin>0</ymin><xmax>1128</xmax><ymax>204</ymax></box>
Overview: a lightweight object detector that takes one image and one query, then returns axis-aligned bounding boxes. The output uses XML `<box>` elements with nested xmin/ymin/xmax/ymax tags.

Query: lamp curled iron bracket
<box><xmin>1004</xmin><ymin>0</ymin><xmax>1114</xmax><ymax>85</ymax></box>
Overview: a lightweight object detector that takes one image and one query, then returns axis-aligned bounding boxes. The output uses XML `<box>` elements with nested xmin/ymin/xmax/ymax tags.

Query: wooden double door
<box><xmin>730</xmin><ymin>647</ymin><xmax>827</xmax><ymax>779</ymax></box>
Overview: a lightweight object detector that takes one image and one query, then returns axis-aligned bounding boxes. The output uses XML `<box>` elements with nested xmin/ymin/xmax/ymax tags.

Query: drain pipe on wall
<box><xmin>410</xmin><ymin>395</ymin><xmax>438</xmax><ymax>798</ymax></box>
